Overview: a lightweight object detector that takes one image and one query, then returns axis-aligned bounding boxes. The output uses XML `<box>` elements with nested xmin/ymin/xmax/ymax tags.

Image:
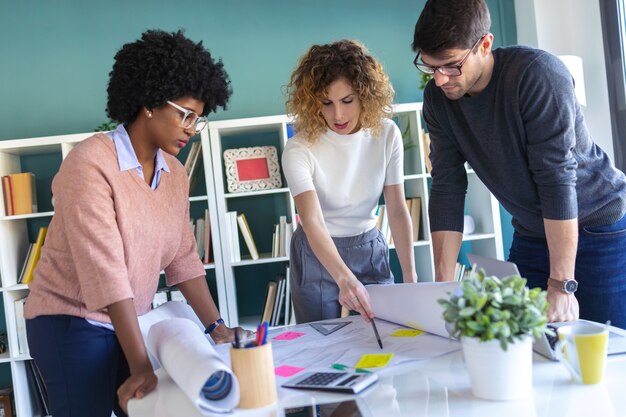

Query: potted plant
<box><xmin>439</xmin><ymin>269</ymin><xmax>552</xmax><ymax>401</ymax></box>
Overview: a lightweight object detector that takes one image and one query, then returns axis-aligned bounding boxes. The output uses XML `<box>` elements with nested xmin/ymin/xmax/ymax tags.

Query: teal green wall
<box><xmin>0</xmin><ymin>0</ymin><xmax>517</xmax><ymax>259</ymax></box>
<box><xmin>0</xmin><ymin>0</ymin><xmax>517</xmax><ymax>140</ymax></box>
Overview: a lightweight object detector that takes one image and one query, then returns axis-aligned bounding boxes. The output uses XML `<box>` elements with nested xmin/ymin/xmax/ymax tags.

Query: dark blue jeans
<box><xmin>26</xmin><ymin>315</ymin><xmax>129</xmax><ymax>417</ymax></box>
<box><xmin>508</xmin><ymin>213</ymin><xmax>626</xmax><ymax>329</ymax></box>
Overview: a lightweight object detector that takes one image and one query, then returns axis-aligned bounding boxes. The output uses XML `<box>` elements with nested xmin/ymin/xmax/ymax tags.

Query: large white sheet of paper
<box><xmin>146</xmin><ymin>317</ymin><xmax>240</xmax><ymax>414</ymax></box>
<box><xmin>367</xmin><ymin>282</ymin><xmax>459</xmax><ymax>337</ymax></box>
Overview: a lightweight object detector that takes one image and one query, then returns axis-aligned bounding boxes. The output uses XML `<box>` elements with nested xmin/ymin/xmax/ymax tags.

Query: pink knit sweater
<box><xmin>24</xmin><ymin>134</ymin><xmax>205</xmax><ymax>323</ymax></box>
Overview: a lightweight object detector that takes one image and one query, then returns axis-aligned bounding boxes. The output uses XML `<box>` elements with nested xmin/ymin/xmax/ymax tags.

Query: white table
<box><xmin>128</xmin><ymin>334</ymin><xmax>626</xmax><ymax>417</ymax></box>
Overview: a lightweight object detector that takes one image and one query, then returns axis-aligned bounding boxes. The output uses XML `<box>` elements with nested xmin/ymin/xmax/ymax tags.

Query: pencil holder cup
<box><xmin>230</xmin><ymin>342</ymin><xmax>277</xmax><ymax>408</ymax></box>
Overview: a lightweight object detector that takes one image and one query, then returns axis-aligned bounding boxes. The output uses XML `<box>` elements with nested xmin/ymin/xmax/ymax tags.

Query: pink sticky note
<box><xmin>273</xmin><ymin>331</ymin><xmax>306</xmax><ymax>341</ymax></box>
<box><xmin>275</xmin><ymin>365</ymin><xmax>305</xmax><ymax>377</ymax></box>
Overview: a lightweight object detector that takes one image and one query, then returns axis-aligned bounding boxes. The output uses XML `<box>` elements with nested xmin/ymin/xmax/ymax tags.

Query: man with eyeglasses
<box><xmin>413</xmin><ymin>0</ymin><xmax>626</xmax><ymax>329</ymax></box>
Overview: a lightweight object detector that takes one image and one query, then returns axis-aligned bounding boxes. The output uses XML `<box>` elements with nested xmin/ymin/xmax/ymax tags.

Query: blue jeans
<box><xmin>26</xmin><ymin>315</ymin><xmax>129</xmax><ymax>417</ymax></box>
<box><xmin>508</xmin><ymin>213</ymin><xmax>626</xmax><ymax>329</ymax></box>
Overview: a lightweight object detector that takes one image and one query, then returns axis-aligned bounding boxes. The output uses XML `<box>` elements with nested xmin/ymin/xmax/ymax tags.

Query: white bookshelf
<box><xmin>0</xmin><ymin>102</ymin><xmax>504</xmax><ymax>413</ymax></box>
<box><xmin>0</xmin><ymin>129</ymin><xmax>225</xmax><ymax>416</ymax></box>
<box><xmin>205</xmin><ymin>102</ymin><xmax>503</xmax><ymax>328</ymax></box>
<box><xmin>204</xmin><ymin>114</ymin><xmax>296</xmax><ymax>329</ymax></box>
<box><xmin>0</xmin><ymin>132</ymin><xmax>90</xmax><ymax>417</ymax></box>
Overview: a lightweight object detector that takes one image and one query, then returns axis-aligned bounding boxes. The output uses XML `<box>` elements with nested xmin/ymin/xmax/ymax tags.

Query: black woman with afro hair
<box><xmin>24</xmin><ymin>29</ymin><xmax>243</xmax><ymax>417</ymax></box>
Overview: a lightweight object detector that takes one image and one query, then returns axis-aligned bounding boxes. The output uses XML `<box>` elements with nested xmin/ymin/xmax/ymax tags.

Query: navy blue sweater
<box><xmin>424</xmin><ymin>46</ymin><xmax>626</xmax><ymax>237</ymax></box>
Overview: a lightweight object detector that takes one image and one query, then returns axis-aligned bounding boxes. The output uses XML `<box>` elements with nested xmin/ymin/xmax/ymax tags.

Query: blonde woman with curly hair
<box><xmin>282</xmin><ymin>40</ymin><xmax>417</xmax><ymax>324</ymax></box>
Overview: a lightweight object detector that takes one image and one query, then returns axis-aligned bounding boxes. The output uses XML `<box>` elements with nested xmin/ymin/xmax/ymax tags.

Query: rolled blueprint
<box><xmin>147</xmin><ymin>318</ymin><xmax>240</xmax><ymax>414</ymax></box>
<box><xmin>367</xmin><ymin>281</ymin><xmax>459</xmax><ymax>338</ymax></box>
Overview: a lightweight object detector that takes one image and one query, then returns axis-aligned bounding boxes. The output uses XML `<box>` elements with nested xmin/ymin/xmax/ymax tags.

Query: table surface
<box><xmin>128</xmin><ymin>347</ymin><xmax>626</xmax><ymax>417</ymax></box>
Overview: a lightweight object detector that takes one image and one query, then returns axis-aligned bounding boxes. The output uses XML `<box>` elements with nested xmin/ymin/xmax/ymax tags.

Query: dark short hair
<box><xmin>412</xmin><ymin>0</ymin><xmax>491</xmax><ymax>54</ymax></box>
<box><xmin>107</xmin><ymin>29</ymin><xmax>232</xmax><ymax>123</ymax></box>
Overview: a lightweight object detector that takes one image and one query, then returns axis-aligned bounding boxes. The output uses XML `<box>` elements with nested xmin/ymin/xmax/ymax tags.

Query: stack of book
<box><xmin>1</xmin><ymin>172</ymin><xmax>38</xmax><ymax>216</ymax></box>
<box><xmin>151</xmin><ymin>287</ymin><xmax>186</xmax><ymax>309</ymax></box>
<box><xmin>260</xmin><ymin>268</ymin><xmax>294</xmax><ymax>327</ymax></box>
<box><xmin>376</xmin><ymin>197</ymin><xmax>422</xmax><ymax>244</ymax></box>
<box><xmin>454</xmin><ymin>262</ymin><xmax>470</xmax><ymax>282</ymax></box>
<box><xmin>271</xmin><ymin>215</ymin><xmax>293</xmax><ymax>258</ymax></box>
<box><xmin>224</xmin><ymin>211</ymin><xmax>260</xmax><ymax>262</ymax></box>
<box><xmin>191</xmin><ymin>209</ymin><xmax>211</xmax><ymax>264</ymax></box>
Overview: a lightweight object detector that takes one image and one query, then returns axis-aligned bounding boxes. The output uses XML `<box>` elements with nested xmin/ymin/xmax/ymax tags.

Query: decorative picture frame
<box><xmin>223</xmin><ymin>146</ymin><xmax>282</xmax><ymax>193</ymax></box>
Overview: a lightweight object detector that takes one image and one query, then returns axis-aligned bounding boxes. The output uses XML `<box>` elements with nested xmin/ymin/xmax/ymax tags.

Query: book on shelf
<box><xmin>227</xmin><ymin>211</ymin><xmax>241</xmax><ymax>262</ymax></box>
<box><xmin>14</xmin><ymin>296</ymin><xmax>28</xmax><ymax>355</ymax></box>
<box><xmin>236</xmin><ymin>213</ymin><xmax>259</xmax><ymax>260</ymax></box>
<box><xmin>275</xmin><ymin>216</ymin><xmax>293</xmax><ymax>258</ymax></box>
<box><xmin>261</xmin><ymin>280</ymin><xmax>278</xmax><ymax>323</ymax></box>
<box><xmin>284</xmin><ymin>266</ymin><xmax>292</xmax><ymax>326</ymax></box>
<box><xmin>194</xmin><ymin>216</ymin><xmax>206</xmax><ymax>260</ymax></box>
<box><xmin>454</xmin><ymin>262</ymin><xmax>467</xmax><ymax>282</ymax></box>
<box><xmin>271</xmin><ymin>224</ymin><xmax>279</xmax><ymax>258</ymax></box>
<box><xmin>22</xmin><ymin>226</ymin><xmax>48</xmax><ymax>285</ymax></box>
<box><xmin>18</xmin><ymin>243</ymin><xmax>34</xmax><ymax>284</ymax></box>
<box><xmin>278</xmin><ymin>216</ymin><xmax>287</xmax><ymax>257</ymax></box>
<box><xmin>271</xmin><ymin>274</ymin><xmax>286</xmax><ymax>326</ymax></box>
<box><xmin>169</xmin><ymin>288</ymin><xmax>186</xmax><ymax>303</ymax></box>
<box><xmin>152</xmin><ymin>288</ymin><xmax>169</xmax><ymax>309</ymax></box>
<box><xmin>26</xmin><ymin>359</ymin><xmax>50</xmax><ymax>416</ymax></box>
<box><xmin>203</xmin><ymin>209</ymin><xmax>211</xmax><ymax>264</ymax></box>
<box><xmin>422</xmin><ymin>130</ymin><xmax>432</xmax><ymax>173</ymax></box>
<box><xmin>2</xmin><ymin>175</ymin><xmax>13</xmax><ymax>216</ymax></box>
<box><xmin>409</xmin><ymin>197</ymin><xmax>422</xmax><ymax>241</ymax></box>
<box><xmin>184</xmin><ymin>141</ymin><xmax>203</xmax><ymax>193</ymax></box>
<box><xmin>1</xmin><ymin>172</ymin><xmax>38</xmax><ymax>216</ymax></box>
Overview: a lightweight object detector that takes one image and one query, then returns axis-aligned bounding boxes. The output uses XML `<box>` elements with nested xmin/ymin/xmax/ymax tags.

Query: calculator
<box><xmin>281</xmin><ymin>371</ymin><xmax>378</xmax><ymax>394</ymax></box>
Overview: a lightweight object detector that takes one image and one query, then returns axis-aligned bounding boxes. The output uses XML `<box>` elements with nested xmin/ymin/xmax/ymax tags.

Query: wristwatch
<box><xmin>547</xmin><ymin>278</ymin><xmax>578</xmax><ymax>294</ymax></box>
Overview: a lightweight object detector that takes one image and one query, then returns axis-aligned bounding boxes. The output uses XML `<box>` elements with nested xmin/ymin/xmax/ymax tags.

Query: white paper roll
<box><xmin>147</xmin><ymin>318</ymin><xmax>240</xmax><ymax>414</ymax></box>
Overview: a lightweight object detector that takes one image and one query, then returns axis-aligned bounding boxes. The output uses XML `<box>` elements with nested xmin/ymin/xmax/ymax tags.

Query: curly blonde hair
<box><xmin>285</xmin><ymin>40</ymin><xmax>395</xmax><ymax>143</ymax></box>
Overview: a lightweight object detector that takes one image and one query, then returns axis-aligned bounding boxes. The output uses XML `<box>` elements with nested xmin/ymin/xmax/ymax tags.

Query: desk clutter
<box><xmin>133</xmin><ymin>300</ymin><xmax>462</xmax><ymax>416</ymax></box>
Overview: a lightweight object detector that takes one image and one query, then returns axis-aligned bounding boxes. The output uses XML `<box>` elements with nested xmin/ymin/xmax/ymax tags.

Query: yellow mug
<box><xmin>555</xmin><ymin>322</ymin><xmax>609</xmax><ymax>384</ymax></box>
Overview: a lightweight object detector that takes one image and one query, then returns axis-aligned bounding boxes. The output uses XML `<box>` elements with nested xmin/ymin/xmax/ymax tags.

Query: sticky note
<box><xmin>273</xmin><ymin>331</ymin><xmax>306</xmax><ymax>341</ymax></box>
<box><xmin>275</xmin><ymin>365</ymin><xmax>305</xmax><ymax>377</ymax></box>
<box><xmin>391</xmin><ymin>329</ymin><xmax>423</xmax><ymax>337</ymax></box>
<box><xmin>354</xmin><ymin>353</ymin><xmax>394</xmax><ymax>369</ymax></box>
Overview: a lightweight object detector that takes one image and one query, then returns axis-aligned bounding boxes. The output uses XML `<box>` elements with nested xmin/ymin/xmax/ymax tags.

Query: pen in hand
<box><xmin>371</xmin><ymin>318</ymin><xmax>383</xmax><ymax>350</ymax></box>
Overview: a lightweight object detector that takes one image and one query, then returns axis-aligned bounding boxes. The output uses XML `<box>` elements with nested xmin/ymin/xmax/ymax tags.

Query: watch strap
<box><xmin>204</xmin><ymin>318</ymin><xmax>225</xmax><ymax>335</ymax></box>
<box><xmin>547</xmin><ymin>278</ymin><xmax>577</xmax><ymax>294</ymax></box>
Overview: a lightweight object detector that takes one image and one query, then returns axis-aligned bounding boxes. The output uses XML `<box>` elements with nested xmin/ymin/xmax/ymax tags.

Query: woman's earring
<box><xmin>146</xmin><ymin>110</ymin><xmax>153</xmax><ymax>118</ymax></box>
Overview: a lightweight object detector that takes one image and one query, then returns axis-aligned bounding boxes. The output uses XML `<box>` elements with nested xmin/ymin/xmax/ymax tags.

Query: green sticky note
<box><xmin>390</xmin><ymin>329</ymin><xmax>423</xmax><ymax>337</ymax></box>
<box><xmin>354</xmin><ymin>353</ymin><xmax>393</xmax><ymax>369</ymax></box>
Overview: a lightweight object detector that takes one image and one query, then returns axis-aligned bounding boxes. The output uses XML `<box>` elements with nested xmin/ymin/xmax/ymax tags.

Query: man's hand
<box><xmin>546</xmin><ymin>287</ymin><xmax>579</xmax><ymax>322</ymax></box>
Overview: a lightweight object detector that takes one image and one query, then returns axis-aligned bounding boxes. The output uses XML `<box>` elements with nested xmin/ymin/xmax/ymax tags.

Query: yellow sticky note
<box><xmin>355</xmin><ymin>353</ymin><xmax>393</xmax><ymax>369</ymax></box>
<box><xmin>391</xmin><ymin>329</ymin><xmax>423</xmax><ymax>337</ymax></box>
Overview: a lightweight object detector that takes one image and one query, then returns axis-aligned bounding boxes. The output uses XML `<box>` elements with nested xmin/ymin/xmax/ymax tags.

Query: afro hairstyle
<box><xmin>106</xmin><ymin>29</ymin><xmax>232</xmax><ymax>123</ymax></box>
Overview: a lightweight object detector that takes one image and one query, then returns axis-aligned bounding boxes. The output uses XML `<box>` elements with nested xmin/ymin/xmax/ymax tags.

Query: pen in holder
<box><xmin>230</xmin><ymin>341</ymin><xmax>277</xmax><ymax>408</ymax></box>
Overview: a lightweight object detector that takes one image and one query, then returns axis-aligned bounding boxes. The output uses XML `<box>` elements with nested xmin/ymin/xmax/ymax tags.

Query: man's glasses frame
<box><xmin>166</xmin><ymin>100</ymin><xmax>208</xmax><ymax>133</ymax></box>
<box><xmin>413</xmin><ymin>34</ymin><xmax>487</xmax><ymax>77</ymax></box>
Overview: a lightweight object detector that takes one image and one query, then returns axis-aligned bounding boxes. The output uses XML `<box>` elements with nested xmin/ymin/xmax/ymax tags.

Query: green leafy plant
<box><xmin>94</xmin><ymin>120</ymin><xmax>118</xmax><ymax>132</ymax></box>
<box><xmin>418</xmin><ymin>73</ymin><xmax>433</xmax><ymax>91</ymax></box>
<box><xmin>439</xmin><ymin>269</ymin><xmax>552</xmax><ymax>350</ymax></box>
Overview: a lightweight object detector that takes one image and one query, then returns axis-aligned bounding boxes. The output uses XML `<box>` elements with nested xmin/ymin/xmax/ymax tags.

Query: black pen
<box><xmin>371</xmin><ymin>318</ymin><xmax>383</xmax><ymax>349</ymax></box>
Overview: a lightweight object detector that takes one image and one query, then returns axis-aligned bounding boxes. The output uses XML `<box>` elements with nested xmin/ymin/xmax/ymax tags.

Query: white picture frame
<box><xmin>223</xmin><ymin>146</ymin><xmax>282</xmax><ymax>193</ymax></box>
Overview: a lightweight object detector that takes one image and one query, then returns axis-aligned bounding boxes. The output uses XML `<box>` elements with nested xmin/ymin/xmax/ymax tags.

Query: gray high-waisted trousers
<box><xmin>289</xmin><ymin>226</ymin><xmax>394</xmax><ymax>324</ymax></box>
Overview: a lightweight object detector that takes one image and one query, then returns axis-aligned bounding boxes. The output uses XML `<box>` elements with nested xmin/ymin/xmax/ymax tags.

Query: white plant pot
<box><xmin>461</xmin><ymin>335</ymin><xmax>533</xmax><ymax>401</ymax></box>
